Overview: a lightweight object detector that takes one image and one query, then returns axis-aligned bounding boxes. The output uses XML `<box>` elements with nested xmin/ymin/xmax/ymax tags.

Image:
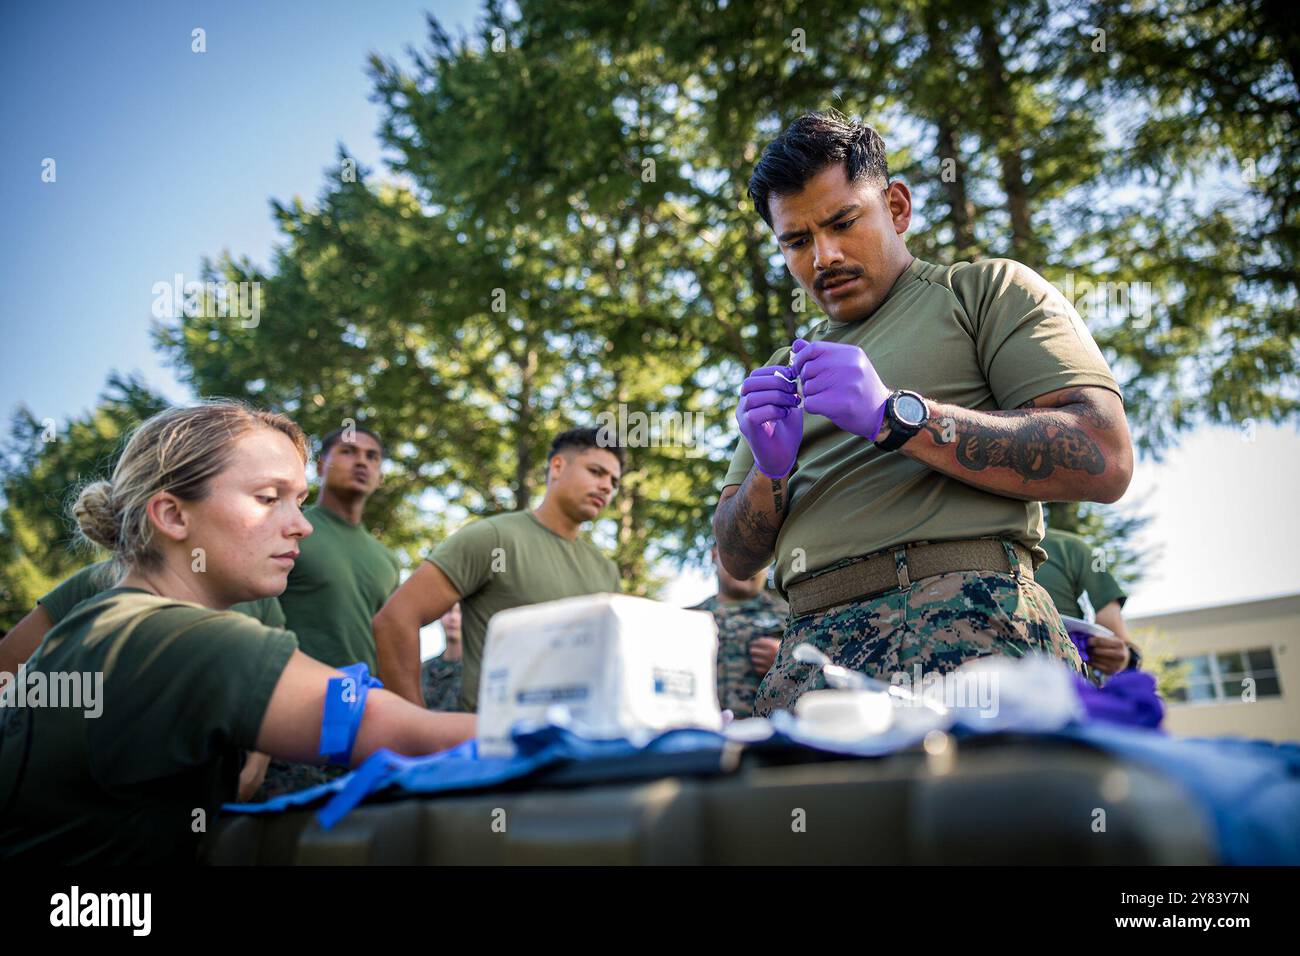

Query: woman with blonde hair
<box><xmin>0</xmin><ymin>401</ymin><xmax>475</xmax><ymax>863</ymax></box>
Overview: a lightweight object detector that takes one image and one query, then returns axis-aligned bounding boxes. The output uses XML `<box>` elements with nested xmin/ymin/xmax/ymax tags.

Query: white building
<box><xmin>1129</xmin><ymin>592</ymin><xmax>1298</xmax><ymax>743</ymax></box>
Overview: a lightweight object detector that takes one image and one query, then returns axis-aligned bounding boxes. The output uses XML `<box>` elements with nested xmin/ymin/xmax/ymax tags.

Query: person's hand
<box><xmin>737</xmin><ymin>362</ymin><xmax>804</xmax><ymax>478</ymax></box>
<box><xmin>238</xmin><ymin>751</ymin><xmax>271</xmax><ymax>802</ymax></box>
<box><xmin>748</xmin><ymin>636</ymin><xmax>781</xmax><ymax>676</ymax></box>
<box><xmin>1086</xmin><ymin>633</ymin><xmax>1131</xmax><ymax>675</ymax></box>
<box><xmin>791</xmin><ymin>338</ymin><xmax>891</xmax><ymax>440</ymax></box>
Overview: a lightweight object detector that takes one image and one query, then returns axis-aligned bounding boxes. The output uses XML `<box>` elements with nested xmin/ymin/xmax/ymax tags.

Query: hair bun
<box><xmin>71</xmin><ymin>480</ymin><xmax>119</xmax><ymax>550</ymax></box>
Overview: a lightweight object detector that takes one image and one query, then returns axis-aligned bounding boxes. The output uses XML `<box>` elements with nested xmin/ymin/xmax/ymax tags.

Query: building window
<box><xmin>1166</xmin><ymin>647</ymin><xmax>1283</xmax><ymax>705</ymax></box>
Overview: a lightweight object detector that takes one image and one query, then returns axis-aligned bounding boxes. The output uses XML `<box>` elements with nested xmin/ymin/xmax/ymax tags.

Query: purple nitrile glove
<box><xmin>790</xmin><ymin>338</ymin><xmax>891</xmax><ymax>440</ymax></box>
<box><xmin>1071</xmin><ymin>669</ymin><xmax>1164</xmax><ymax>729</ymax></box>
<box><xmin>1067</xmin><ymin>630</ymin><xmax>1091</xmax><ymax>663</ymax></box>
<box><xmin>737</xmin><ymin>362</ymin><xmax>804</xmax><ymax>479</ymax></box>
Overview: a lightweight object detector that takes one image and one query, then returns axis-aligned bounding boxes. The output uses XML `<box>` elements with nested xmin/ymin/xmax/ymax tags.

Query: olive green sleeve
<box><xmin>721</xmin><ymin>432</ymin><xmax>755</xmax><ymax>491</ymax></box>
<box><xmin>956</xmin><ymin>259</ymin><xmax>1122</xmax><ymax>411</ymax></box>
<box><xmin>1080</xmin><ymin>564</ymin><xmax>1127</xmax><ymax>614</ymax></box>
<box><xmin>89</xmin><ymin>606</ymin><xmax>298</xmax><ymax>788</ymax></box>
<box><xmin>37</xmin><ymin>562</ymin><xmax>115</xmax><ymax>625</ymax></box>
<box><xmin>427</xmin><ymin>518</ymin><xmax>502</xmax><ymax>599</ymax></box>
<box><xmin>258</xmin><ymin>597</ymin><xmax>288</xmax><ymax>629</ymax></box>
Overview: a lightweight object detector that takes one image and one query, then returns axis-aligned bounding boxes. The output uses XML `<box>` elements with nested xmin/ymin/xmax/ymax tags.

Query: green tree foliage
<box><xmin>8</xmin><ymin>0</ymin><xmax>1296</xmax><ymax>611</ymax></box>
<box><xmin>0</xmin><ymin>375</ymin><xmax>168</xmax><ymax>630</ymax></box>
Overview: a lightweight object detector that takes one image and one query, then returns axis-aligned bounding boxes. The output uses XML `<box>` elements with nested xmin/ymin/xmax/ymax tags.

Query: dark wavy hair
<box><xmin>747</xmin><ymin>109</ymin><xmax>890</xmax><ymax>228</ymax></box>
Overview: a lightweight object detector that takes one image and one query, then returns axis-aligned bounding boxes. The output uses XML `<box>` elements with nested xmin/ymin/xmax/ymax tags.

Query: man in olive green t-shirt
<box><xmin>1039</xmin><ymin>523</ymin><xmax>1140</xmax><ymax>675</ymax></box>
<box><xmin>715</xmin><ymin>110</ymin><xmax>1135</xmax><ymax>715</ymax></box>
<box><xmin>421</xmin><ymin>603</ymin><xmax>464</xmax><ymax>712</ymax></box>
<box><xmin>374</xmin><ymin>428</ymin><xmax>622</xmax><ymax>710</ymax></box>
<box><xmin>277</xmin><ymin>425</ymin><xmax>400</xmax><ymax>672</ymax></box>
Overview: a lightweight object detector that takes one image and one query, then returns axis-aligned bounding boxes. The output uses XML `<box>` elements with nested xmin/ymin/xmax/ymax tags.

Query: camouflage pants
<box><xmin>753</xmin><ymin>555</ymin><xmax>1083</xmax><ymax>717</ymax></box>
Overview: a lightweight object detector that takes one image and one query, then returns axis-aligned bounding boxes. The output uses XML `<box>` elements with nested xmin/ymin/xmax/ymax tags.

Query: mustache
<box><xmin>815</xmin><ymin>267</ymin><xmax>863</xmax><ymax>291</ymax></box>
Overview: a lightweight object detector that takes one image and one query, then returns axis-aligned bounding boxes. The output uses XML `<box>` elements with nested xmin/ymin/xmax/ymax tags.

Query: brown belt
<box><xmin>786</xmin><ymin>538</ymin><xmax>1035</xmax><ymax>617</ymax></box>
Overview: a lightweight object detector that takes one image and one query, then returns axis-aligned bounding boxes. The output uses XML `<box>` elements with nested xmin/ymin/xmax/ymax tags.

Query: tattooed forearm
<box><xmin>912</xmin><ymin>387</ymin><xmax>1131</xmax><ymax>503</ymax></box>
<box><xmin>714</xmin><ymin>468</ymin><xmax>784</xmax><ymax>577</ymax></box>
<box><xmin>949</xmin><ymin>416</ymin><xmax>1106</xmax><ymax>481</ymax></box>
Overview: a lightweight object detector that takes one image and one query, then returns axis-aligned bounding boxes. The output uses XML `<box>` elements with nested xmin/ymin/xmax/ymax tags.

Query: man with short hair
<box><xmin>374</xmin><ymin>428</ymin><xmax>622</xmax><ymax>710</ymax></box>
<box><xmin>714</xmin><ymin>110</ymin><xmax>1134</xmax><ymax>716</ymax></box>
<box><xmin>690</xmin><ymin>547</ymin><xmax>787</xmax><ymax>720</ymax></box>
<box><xmin>277</xmin><ymin>425</ymin><xmax>400</xmax><ymax>672</ymax></box>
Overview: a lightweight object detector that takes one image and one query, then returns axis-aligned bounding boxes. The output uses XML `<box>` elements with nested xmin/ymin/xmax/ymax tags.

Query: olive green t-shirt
<box><xmin>0</xmin><ymin>588</ymin><xmax>297</xmax><ymax>864</ymax></box>
<box><xmin>722</xmin><ymin>257</ymin><xmax>1123</xmax><ymax>597</ymax></box>
<box><xmin>278</xmin><ymin>504</ymin><xmax>401</xmax><ymax>671</ymax></box>
<box><xmin>1036</xmin><ymin>528</ymin><xmax>1128</xmax><ymax>619</ymax></box>
<box><xmin>427</xmin><ymin>510</ymin><xmax>620</xmax><ymax>710</ymax></box>
<box><xmin>38</xmin><ymin>561</ymin><xmax>286</xmax><ymax>628</ymax></box>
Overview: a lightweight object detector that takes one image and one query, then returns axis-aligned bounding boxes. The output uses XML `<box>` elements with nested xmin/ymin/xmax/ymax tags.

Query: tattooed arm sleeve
<box><xmin>713</xmin><ymin>466</ymin><xmax>788</xmax><ymax>580</ymax></box>
<box><xmin>897</xmin><ymin>385</ymin><xmax>1134</xmax><ymax>503</ymax></box>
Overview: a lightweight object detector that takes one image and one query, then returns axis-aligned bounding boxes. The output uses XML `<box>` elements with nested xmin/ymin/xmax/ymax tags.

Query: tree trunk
<box><xmin>924</xmin><ymin>7</ymin><xmax>979</xmax><ymax>258</ymax></box>
<box><xmin>977</xmin><ymin>17</ymin><xmax>1036</xmax><ymax>264</ymax></box>
<box><xmin>745</xmin><ymin>224</ymin><xmax>778</xmax><ymax>357</ymax></box>
<box><xmin>512</xmin><ymin>344</ymin><xmax>537</xmax><ymax>511</ymax></box>
<box><xmin>935</xmin><ymin>115</ymin><xmax>978</xmax><ymax>257</ymax></box>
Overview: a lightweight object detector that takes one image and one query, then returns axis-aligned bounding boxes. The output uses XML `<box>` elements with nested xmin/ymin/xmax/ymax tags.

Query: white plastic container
<box><xmin>476</xmin><ymin>593</ymin><xmax>723</xmax><ymax>756</ymax></box>
<box><xmin>794</xmin><ymin>689</ymin><xmax>895</xmax><ymax>742</ymax></box>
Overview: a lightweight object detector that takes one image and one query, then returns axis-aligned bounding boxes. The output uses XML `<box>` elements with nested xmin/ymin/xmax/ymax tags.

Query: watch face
<box><xmin>894</xmin><ymin>394</ymin><xmax>926</xmax><ymax>426</ymax></box>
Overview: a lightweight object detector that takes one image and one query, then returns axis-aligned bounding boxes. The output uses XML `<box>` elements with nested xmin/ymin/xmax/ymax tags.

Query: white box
<box><xmin>476</xmin><ymin>593</ymin><xmax>722</xmax><ymax>756</ymax></box>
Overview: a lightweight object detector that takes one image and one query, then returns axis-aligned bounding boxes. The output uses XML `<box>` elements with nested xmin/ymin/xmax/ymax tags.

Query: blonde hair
<box><xmin>70</xmin><ymin>401</ymin><xmax>308</xmax><ymax>571</ymax></box>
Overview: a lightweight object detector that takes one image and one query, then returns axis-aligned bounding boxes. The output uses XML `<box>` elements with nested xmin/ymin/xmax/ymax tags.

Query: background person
<box><xmin>1037</xmin><ymin>513</ymin><xmax>1141</xmax><ymax>676</ymax></box>
<box><xmin>690</xmin><ymin>547</ymin><xmax>786</xmax><ymax>719</ymax></box>
<box><xmin>277</xmin><ymin>424</ymin><xmax>400</xmax><ymax>671</ymax></box>
<box><xmin>374</xmin><ymin>428</ymin><xmax>622</xmax><ymax>710</ymax></box>
<box><xmin>421</xmin><ymin>602</ymin><xmax>464</xmax><ymax>711</ymax></box>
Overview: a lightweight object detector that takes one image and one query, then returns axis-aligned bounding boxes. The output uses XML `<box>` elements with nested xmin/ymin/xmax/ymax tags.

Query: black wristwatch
<box><xmin>876</xmin><ymin>390</ymin><xmax>929</xmax><ymax>451</ymax></box>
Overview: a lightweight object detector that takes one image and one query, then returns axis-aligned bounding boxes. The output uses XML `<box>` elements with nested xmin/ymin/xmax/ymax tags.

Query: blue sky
<box><xmin>1</xmin><ymin>0</ymin><xmax>479</xmax><ymax>420</ymax></box>
<box><xmin>3</xmin><ymin>0</ymin><xmax>1297</xmax><ymax>640</ymax></box>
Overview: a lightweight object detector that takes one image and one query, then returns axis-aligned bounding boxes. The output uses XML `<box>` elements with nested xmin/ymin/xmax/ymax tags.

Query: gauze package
<box><xmin>476</xmin><ymin>593</ymin><xmax>722</xmax><ymax>756</ymax></box>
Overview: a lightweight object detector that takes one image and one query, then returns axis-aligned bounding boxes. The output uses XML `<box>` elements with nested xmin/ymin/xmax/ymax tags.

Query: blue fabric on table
<box><xmin>224</xmin><ymin>726</ymin><xmax>729</xmax><ymax>828</ymax></box>
<box><xmin>223</xmin><ymin>718</ymin><xmax>1300</xmax><ymax>865</ymax></box>
<box><xmin>1057</xmin><ymin>723</ymin><xmax>1300</xmax><ymax>866</ymax></box>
